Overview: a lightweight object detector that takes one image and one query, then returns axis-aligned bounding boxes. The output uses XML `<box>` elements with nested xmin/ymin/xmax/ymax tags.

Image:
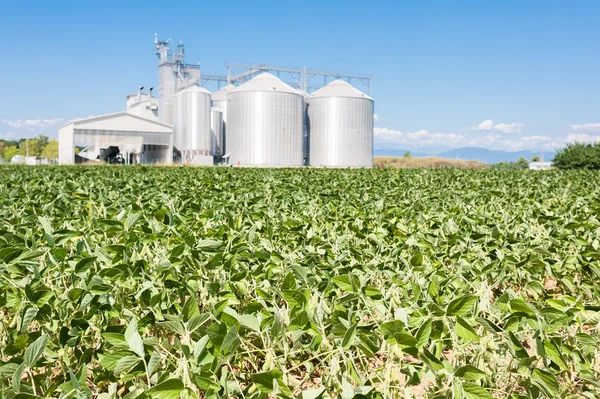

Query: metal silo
<box><xmin>308</xmin><ymin>79</ymin><xmax>374</xmax><ymax>167</ymax></box>
<box><xmin>172</xmin><ymin>86</ymin><xmax>212</xmax><ymax>160</ymax></box>
<box><xmin>297</xmin><ymin>90</ymin><xmax>310</xmax><ymax>166</ymax></box>
<box><xmin>227</xmin><ymin>73</ymin><xmax>304</xmax><ymax>166</ymax></box>
<box><xmin>211</xmin><ymin>107</ymin><xmax>224</xmax><ymax>156</ymax></box>
<box><xmin>211</xmin><ymin>84</ymin><xmax>236</xmax><ymax>123</ymax></box>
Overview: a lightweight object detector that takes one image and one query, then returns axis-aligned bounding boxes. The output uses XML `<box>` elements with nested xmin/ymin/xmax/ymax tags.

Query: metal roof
<box><xmin>176</xmin><ymin>85</ymin><xmax>211</xmax><ymax>95</ymax></box>
<box><xmin>310</xmin><ymin>79</ymin><xmax>373</xmax><ymax>100</ymax></box>
<box><xmin>211</xmin><ymin>84</ymin><xmax>236</xmax><ymax>101</ymax></box>
<box><xmin>61</xmin><ymin>112</ymin><xmax>172</xmax><ymax>131</ymax></box>
<box><xmin>230</xmin><ymin>72</ymin><xmax>300</xmax><ymax>95</ymax></box>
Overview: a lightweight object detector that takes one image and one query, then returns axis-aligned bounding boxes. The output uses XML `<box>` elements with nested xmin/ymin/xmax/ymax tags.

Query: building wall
<box><xmin>58</xmin><ymin>125</ymin><xmax>75</xmax><ymax>164</ymax></box>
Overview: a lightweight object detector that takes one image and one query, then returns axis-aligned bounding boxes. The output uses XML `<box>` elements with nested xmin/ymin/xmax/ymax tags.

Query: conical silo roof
<box><xmin>212</xmin><ymin>84</ymin><xmax>236</xmax><ymax>101</ymax></box>
<box><xmin>178</xmin><ymin>85</ymin><xmax>211</xmax><ymax>95</ymax></box>
<box><xmin>310</xmin><ymin>79</ymin><xmax>373</xmax><ymax>100</ymax></box>
<box><xmin>230</xmin><ymin>72</ymin><xmax>301</xmax><ymax>95</ymax></box>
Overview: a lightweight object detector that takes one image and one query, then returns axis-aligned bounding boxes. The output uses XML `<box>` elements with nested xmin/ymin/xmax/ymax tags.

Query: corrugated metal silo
<box><xmin>172</xmin><ymin>86</ymin><xmax>212</xmax><ymax>156</ymax></box>
<box><xmin>211</xmin><ymin>84</ymin><xmax>236</xmax><ymax>123</ymax></box>
<box><xmin>227</xmin><ymin>73</ymin><xmax>304</xmax><ymax>166</ymax></box>
<box><xmin>308</xmin><ymin>80</ymin><xmax>374</xmax><ymax>167</ymax></box>
<box><xmin>211</xmin><ymin>107</ymin><xmax>224</xmax><ymax>156</ymax></box>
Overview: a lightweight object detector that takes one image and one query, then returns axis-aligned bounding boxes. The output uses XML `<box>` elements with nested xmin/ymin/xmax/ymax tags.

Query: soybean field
<box><xmin>1</xmin><ymin>165</ymin><xmax>599</xmax><ymax>399</ymax></box>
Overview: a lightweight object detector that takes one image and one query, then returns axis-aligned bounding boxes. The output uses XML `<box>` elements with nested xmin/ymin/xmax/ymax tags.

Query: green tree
<box><xmin>41</xmin><ymin>140</ymin><xmax>59</xmax><ymax>160</ymax></box>
<box><xmin>531</xmin><ymin>155</ymin><xmax>541</xmax><ymax>162</ymax></box>
<box><xmin>403</xmin><ymin>151</ymin><xmax>411</xmax><ymax>158</ymax></box>
<box><xmin>3</xmin><ymin>145</ymin><xmax>22</xmax><ymax>162</ymax></box>
<box><xmin>553</xmin><ymin>142</ymin><xmax>600</xmax><ymax>169</ymax></box>
<box><xmin>516</xmin><ymin>156</ymin><xmax>529</xmax><ymax>169</ymax></box>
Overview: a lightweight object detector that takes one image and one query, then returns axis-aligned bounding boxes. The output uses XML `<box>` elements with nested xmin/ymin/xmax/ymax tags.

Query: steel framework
<box><xmin>155</xmin><ymin>36</ymin><xmax>372</xmax><ymax>95</ymax></box>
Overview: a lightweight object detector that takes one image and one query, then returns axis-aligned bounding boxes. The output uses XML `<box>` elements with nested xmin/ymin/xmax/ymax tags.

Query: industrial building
<box><xmin>58</xmin><ymin>36</ymin><xmax>374</xmax><ymax>167</ymax></box>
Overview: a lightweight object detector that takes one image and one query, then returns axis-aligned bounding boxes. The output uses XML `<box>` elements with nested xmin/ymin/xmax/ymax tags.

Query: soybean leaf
<box><xmin>455</xmin><ymin>365</ymin><xmax>486</xmax><ymax>381</ymax></box>
<box><xmin>24</xmin><ymin>335</ymin><xmax>48</xmax><ymax>367</ymax></box>
<box><xmin>456</xmin><ymin>317</ymin><xmax>479</xmax><ymax>342</ymax></box>
<box><xmin>531</xmin><ymin>368</ymin><xmax>559</xmax><ymax>397</ymax></box>
<box><xmin>415</xmin><ymin>319</ymin><xmax>432</xmax><ymax>348</ymax></box>
<box><xmin>342</xmin><ymin>323</ymin><xmax>357</xmax><ymax>349</ymax></box>
<box><xmin>446</xmin><ymin>295</ymin><xmax>477</xmax><ymax>316</ymax></box>
<box><xmin>462</xmin><ymin>382</ymin><xmax>493</xmax><ymax>399</ymax></box>
<box><xmin>125</xmin><ymin>318</ymin><xmax>145</xmax><ymax>357</ymax></box>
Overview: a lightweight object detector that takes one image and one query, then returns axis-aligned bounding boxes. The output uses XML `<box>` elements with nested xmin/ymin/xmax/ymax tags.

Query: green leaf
<box><xmin>415</xmin><ymin>319</ymin><xmax>432</xmax><ymax>347</ymax></box>
<box><xmin>380</xmin><ymin>320</ymin><xmax>406</xmax><ymax>344</ymax></box>
<box><xmin>531</xmin><ymin>368</ymin><xmax>559</xmax><ymax>397</ymax></box>
<box><xmin>420</xmin><ymin>349</ymin><xmax>444</xmax><ymax>372</ymax></box>
<box><xmin>125</xmin><ymin>318</ymin><xmax>145</xmax><ymax>357</ymax></box>
<box><xmin>0</xmin><ymin>363</ymin><xmax>20</xmax><ymax>380</ymax></box>
<box><xmin>12</xmin><ymin>363</ymin><xmax>26</xmax><ymax>393</ymax></box>
<box><xmin>342</xmin><ymin>323</ymin><xmax>357</xmax><ymax>349</ymax></box>
<box><xmin>462</xmin><ymin>382</ymin><xmax>493</xmax><ymax>399</ymax></box>
<box><xmin>187</xmin><ymin>313</ymin><xmax>210</xmax><ymax>333</ymax></box>
<box><xmin>251</xmin><ymin>369</ymin><xmax>283</xmax><ymax>393</ymax></box>
<box><xmin>24</xmin><ymin>335</ymin><xmax>48</xmax><ymax>367</ymax></box>
<box><xmin>21</xmin><ymin>307</ymin><xmax>38</xmax><ymax>333</ymax></box>
<box><xmin>182</xmin><ymin>296</ymin><xmax>200</xmax><ymax>323</ymax></box>
<box><xmin>239</xmin><ymin>314</ymin><xmax>261</xmax><ymax>332</ymax></box>
<box><xmin>196</xmin><ymin>239</ymin><xmax>222</xmax><ymax>251</ymax></box>
<box><xmin>148</xmin><ymin>351</ymin><xmax>161</xmax><ymax>376</ymax></box>
<box><xmin>454</xmin><ymin>365</ymin><xmax>486</xmax><ymax>381</ymax></box>
<box><xmin>221</xmin><ymin>326</ymin><xmax>241</xmax><ymax>355</ymax></box>
<box><xmin>331</xmin><ymin>275</ymin><xmax>353</xmax><ymax>292</ymax></box>
<box><xmin>114</xmin><ymin>355</ymin><xmax>141</xmax><ymax>374</ymax></box>
<box><xmin>98</xmin><ymin>351</ymin><xmax>137</xmax><ymax>370</ymax></box>
<box><xmin>510</xmin><ymin>298</ymin><xmax>536</xmax><ymax>317</ymax></box>
<box><xmin>410</xmin><ymin>252</ymin><xmax>423</xmax><ymax>266</ymax></box>
<box><xmin>542</xmin><ymin>341</ymin><xmax>568</xmax><ymax>370</ymax></box>
<box><xmin>38</xmin><ymin>216</ymin><xmax>53</xmax><ymax>235</ymax></box>
<box><xmin>446</xmin><ymin>295</ymin><xmax>477</xmax><ymax>316</ymax></box>
<box><xmin>456</xmin><ymin>317</ymin><xmax>479</xmax><ymax>342</ymax></box>
<box><xmin>140</xmin><ymin>378</ymin><xmax>184</xmax><ymax>399</ymax></box>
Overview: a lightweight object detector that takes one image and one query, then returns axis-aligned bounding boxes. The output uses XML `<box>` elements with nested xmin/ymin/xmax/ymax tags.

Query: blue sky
<box><xmin>1</xmin><ymin>0</ymin><xmax>599</xmax><ymax>152</ymax></box>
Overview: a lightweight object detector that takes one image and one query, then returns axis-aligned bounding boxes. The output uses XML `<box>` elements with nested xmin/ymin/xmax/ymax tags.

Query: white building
<box><xmin>529</xmin><ymin>161</ymin><xmax>553</xmax><ymax>170</ymax></box>
<box><xmin>58</xmin><ymin>112</ymin><xmax>172</xmax><ymax>165</ymax></box>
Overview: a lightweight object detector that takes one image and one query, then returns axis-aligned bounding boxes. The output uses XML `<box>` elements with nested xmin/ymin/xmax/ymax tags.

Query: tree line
<box><xmin>0</xmin><ymin>135</ymin><xmax>58</xmax><ymax>162</ymax></box>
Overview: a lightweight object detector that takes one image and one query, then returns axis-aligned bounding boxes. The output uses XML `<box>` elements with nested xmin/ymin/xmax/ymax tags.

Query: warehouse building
<box><xmin>58</xmin><ymin>110</ymin><xmax>172</xmax><ymax>165</ymax></box>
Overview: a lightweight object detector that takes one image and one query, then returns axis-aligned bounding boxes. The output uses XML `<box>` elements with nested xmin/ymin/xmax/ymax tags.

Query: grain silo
<box><xmin>172</xmin><ymin>86</ymin><xmax>212</xmax><ymax>164</ymax></box>
<box><xmin>211</xmin><ymin>84</ymin><xmax>236</xmax><ymax>123</ymax></box>
<box><xmin>211</xmin><ymin>107</ymin><xmax>224</xmax><ymax>156</ymax></box>
<box><xmin>227</xmin><ymin>73</ymin><xmax>304</xmax><ymax>166</ymax></box>
<box><xmin>308</xmin><ymin>79</ymin><xmax>374</xmax><ymax>167</ymax></box>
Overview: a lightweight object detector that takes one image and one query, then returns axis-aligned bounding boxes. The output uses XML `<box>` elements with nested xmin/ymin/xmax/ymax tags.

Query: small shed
<box><xmin>529</xmin><ymin>161</ymin><xmax>553</xmax><ymax>170</ymax></box>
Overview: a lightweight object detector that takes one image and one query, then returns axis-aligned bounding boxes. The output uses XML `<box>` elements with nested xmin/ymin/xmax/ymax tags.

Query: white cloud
<box><xmin>475</xmin><ymin>119</ymin><xmax>494</xmax><ymax>131</ymax></box>
<box><xmin>493</xmin><ymin>122</ymin><xmax>525</xmax><ymax>134</ymax></box>
<box><xmin>570</xmin><ymin>123</ymin><xmax>600</xmax><ymax>132</ymax></box>
<box><xmin>373</xmin><ymin>114</ymin><xmax>379</xmax><ymax>122</ymax></box>
<box><xmin>565</xmin><ymin>133</ymin><xmax>600</xmax><ymax>143</ymax></box>
<box><xmin>472</xmin><ymin>119</ymin><xmax>525</xmax><ymax>134</ymax></box>
<box><xmin>0</xmin><ymin>118</ymin><xmax>64</xmax><ymax>139</ymax></box>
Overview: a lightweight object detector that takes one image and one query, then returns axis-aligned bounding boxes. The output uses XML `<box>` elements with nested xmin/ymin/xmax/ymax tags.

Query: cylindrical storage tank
<box><xmin>227</xmin><ymin>73</ymin><xmax>304</xmax><ymax>166</ymax></box>
<box><xmin>308</xmin><ymin>80</ymin><xmax>374</xmax><ymax>167</ymax></box>
<box><xmin>211</xmin><ymin>107</ymin><xmax>224</xmax><ymax>156</ymax></box>
<box><xmin>211</xmin><ymin>84</ymin><xmax>236</xmax><ymax>123</ymax></box>
<box><xmin>172</xmin><ymin>86</ymin><xmax>212</xmax><ymax>153</ymax></box>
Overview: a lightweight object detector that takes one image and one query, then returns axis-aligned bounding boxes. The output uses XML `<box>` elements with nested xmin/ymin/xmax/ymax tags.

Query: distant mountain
<box><xmin>436</xmin><ymin>147</ymin><xmax>554</xmax><ymax>164</ymax></box>
<box><xmin>374</xmin><ymin>147</ymin><xmax>555</xmax><ymax>164</ymax></box>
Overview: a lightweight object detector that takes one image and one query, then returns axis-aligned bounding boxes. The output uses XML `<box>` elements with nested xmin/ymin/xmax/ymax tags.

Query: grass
<box><xmin>374</xmin><ymin>156</ymin><xmax>488</xmax><ymax>169</ymax></box>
